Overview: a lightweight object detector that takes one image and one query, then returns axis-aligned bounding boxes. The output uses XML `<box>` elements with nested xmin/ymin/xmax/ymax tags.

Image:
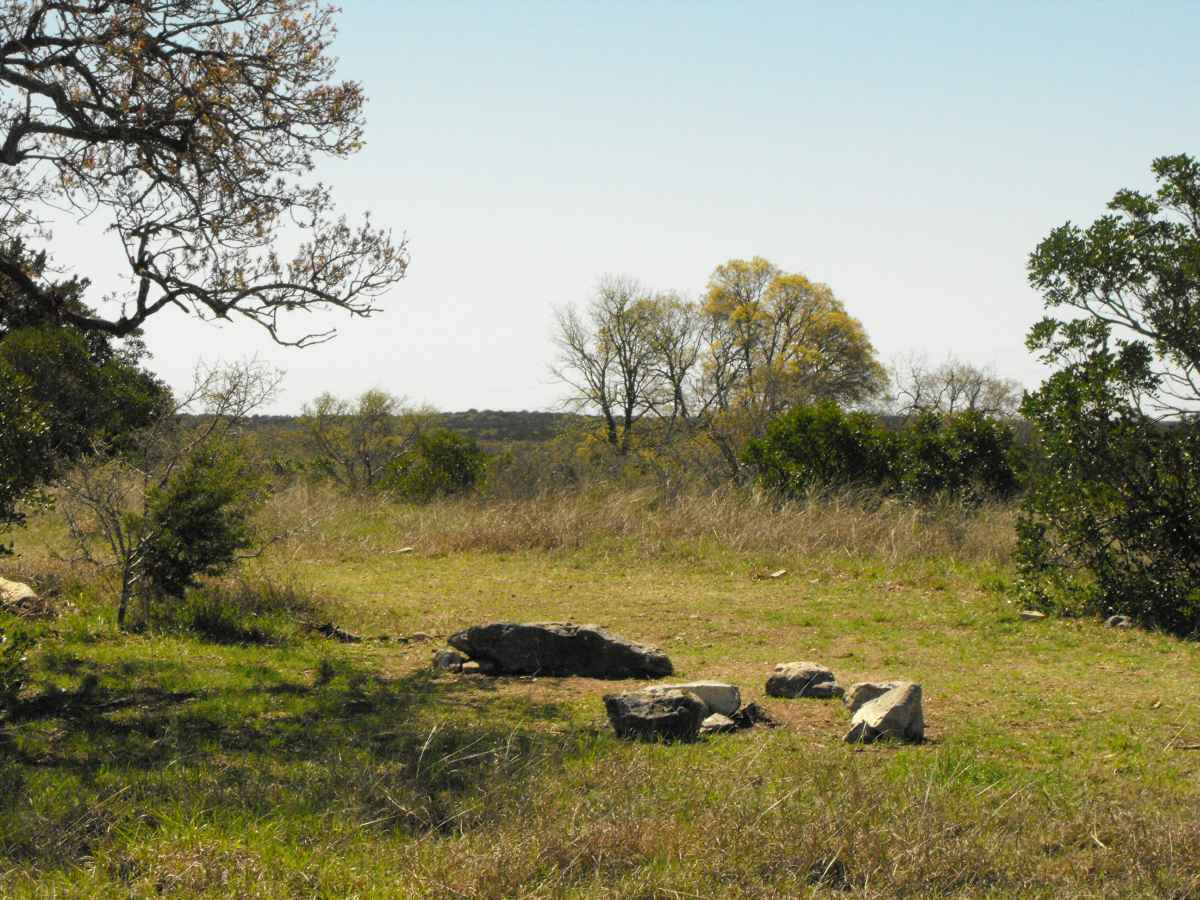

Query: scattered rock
<box><xmin>700</xmin><ymin>713</ymin><xmax>738</xmax><ymax>734</ymax></box>
<box><xmin>603</xmin><ymin>688</ymin><xmax>706</xmax><ymax>742</ymax></box>
<box><xmin>460</xmin><ymin>659</ymin><xmax>496</xmax><ymax>675</ymax></box>
<box><xmin>432</xmin><ymin>649</ymin><xmax>466</xmax><ymax>672</ymax></box>
<box><xmin>406</xmin><ymin>632</ymin><xmax>433</xmax><ymax>642</ymax></box>
<box><xmin>1020</xmin><ymin>609</ymin><xmax>1047</xmax><ymax>621</ymax></box>
<box><xmin>0</xmin><ymin>577</ymin><xmax>52</xmax><ymax>618</ymax></box>
<box><xmin>844</xmin><ymin>682</ymin><xmax>924</xmax><ymax>744</ymax></box>
<box><xmin>313</xmin><ymin>622</ymin><xmax>362</xmax><ymax>643</ymax></box>
<box><xmin>766</xmin><ymin>662</ymin><xmax>844</xmax><ymax>699</ymax></box>
<box><xmin>0</xmin><ymin>577</ymin><xmax>37</xmax><ymax>607</ymax></box>
<box><xmin>844</xmin><ymin>681</ymin><xmax>906</xmax><ymax>714</ymax></box>
<box><xmin>1105</xmin><ymin>615</ymin><xmax>1134</xmax><ymax>629</ymax></box>
<box><xmin>732</xmin><ymin>702</ymin><xmax>780</xmax><ymax>729</ymax></box>
<box><xmin>646</xmin><ymin>681</ymin><xmax>740</xmax><ymax>716</ymax></box>
<box><xmin>448</xmin><ymin>622</ymin><xmax>672</xmax><ymax>678</ymax></box>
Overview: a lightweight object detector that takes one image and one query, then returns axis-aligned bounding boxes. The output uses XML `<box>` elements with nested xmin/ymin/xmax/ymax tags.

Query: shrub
<box><xmin>743</xmin><ymin>402</ymin><xmax>895</xmax><ymax>496</ymax></box>
<box><xmin>168</xmin><ymin>577</ymin><xmax>322</xmax><ymax>644</ymax></box>
<box><xmin>744</xmin><ymin>403</ymin><xmax>1017</xmax><ymax>502</ymax></box>
<box><xmin>894</xmin><ymin>410</ymin><xmax>1018</xmax><ymax>501</ymax></box>
<box><xmin>385</xmin><ymin>428</ymin><xmax>488</xmax><ymax>501</ymax></box>
<box><xmin>140</xmin><ymin>440</ymin><xmax>266</xmax><ymax>600</ymax></box>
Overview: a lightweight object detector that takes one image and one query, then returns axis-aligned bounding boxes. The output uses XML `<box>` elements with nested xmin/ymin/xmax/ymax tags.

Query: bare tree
<box><xmin>888</xmin><ymin>354</ymin><xmax>1022</xmax><ymax>418</ymax></box>
<box><xmin>551</xmin><ymin>276</ymin><xmax>659</xmax><ymax>453</ymax></box>
<box><xmin>0</xmin><ymin>2</ymin><xmax>407</xmax><ymax>345</ymax></box>
<box><xmin>300</xmin><ymin>389</ymin><xmax>434</xmax><ymax>490</ymax></box>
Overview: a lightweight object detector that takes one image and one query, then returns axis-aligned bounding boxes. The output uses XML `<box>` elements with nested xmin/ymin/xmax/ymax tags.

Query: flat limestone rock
<box><xmin>604</xmin><ymin>688</ymin><xmax>705</xmax><ymax>742</ymax></box>
<box><xmin>845</xmin><ymin>682</ymin><xmax>924</xmax><ymax>744</ymax></box>
<box><xmin>766</xmin><ymin>661</ymin><xmax>844</xmax><ymax>699</ymax></box>
<box><xmin>646</xmin><ymin>681</ymin><xmax>740</xmax><ymax>716</ymax></box>
<box><xmin>448</xmin><ymin>622</ymin><xmax>672</xmax><ymax>679</ymax></box>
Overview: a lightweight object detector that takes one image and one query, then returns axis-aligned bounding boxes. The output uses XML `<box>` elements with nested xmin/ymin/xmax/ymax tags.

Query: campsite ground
<box><xmin>2</xmin><ymin>490</ymin><xmax>1198</xmax><ymax>897</ymax></box>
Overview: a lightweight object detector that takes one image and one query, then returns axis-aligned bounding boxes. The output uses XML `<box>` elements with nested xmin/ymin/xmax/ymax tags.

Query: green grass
<box><xmin>2</xmin><ymin>493</ymin><xmax>1199</xmax><ymax>897</ymax></box>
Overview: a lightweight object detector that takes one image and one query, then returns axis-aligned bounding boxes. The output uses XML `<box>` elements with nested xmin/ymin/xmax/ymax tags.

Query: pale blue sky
<box><xmin>131</xmin><ymin>1</ymin><xmax>1200</xmax><ymax>412</ymax></box>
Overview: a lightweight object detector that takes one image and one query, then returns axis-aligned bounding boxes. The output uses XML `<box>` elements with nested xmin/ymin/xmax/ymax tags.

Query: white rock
<box><xmin>647</xmin><ymin>681</ymin><xmax>741</xmax><ymax>716</ymax></box>
<box><xmin>0</xmin><ymin>577</ymin><xmax>37</xmax><ymax>608</ymax></box>
<box><xmin>1020</xmin><ymin>609</ymin><xmax>1047</xmax><ymax>621</ymax></box>
<box><xmin>845</xmin><ymin>682</ymin><xmax>924</xmax><ymax>744</ymax></box>
<box><xmin>700</xmin><ymin>713</ymin><xmax>738</xmax><ymax>734</ymax></box>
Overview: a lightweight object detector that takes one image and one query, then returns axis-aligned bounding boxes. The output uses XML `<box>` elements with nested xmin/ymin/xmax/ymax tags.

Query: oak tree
<box><xmin>0</xmin><ymin>1</ymin><xmax>407</xmax><ymax>345</ymax></box>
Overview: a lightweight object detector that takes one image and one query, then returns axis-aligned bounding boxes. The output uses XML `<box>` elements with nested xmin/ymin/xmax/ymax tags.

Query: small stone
<box><xmin>731</xmin><ymin>702</ymin><xmax>780</xmax><ymax>729</ymax></box>
<box><xmin>407</xmin><ymin>632</ymin><xmax>433</xmax><ymax>642</ymax></box>
<box><xmin>432</xmin><ymin>649</ymin><xmax>466</xmax><ymax>672</ymax></box>
<box><xmin>1105</xmin><ymin>615</ymin><xmax>1133</xmax><ymax>629</ymax></box>
<box><xmin>603</xmin><ymin>688</ymin><xmax>706</xmax><ymax>742</ymax></box>
<box><xmin>845</xmin><ymin>682</ymin><xmax>924</xmax><ymax>744</ymax></box>
<box><xmin>1020</xmin><ymin>610</ymin><xmax>1047</xmax><ymax>621</ymax></box>
<box><xmin>460</xmin><ymin>660</ymin><xmax>495</xmax><ymax>675</ymax></box>
<box><xmin>766</xmin><ymin>661</ymin><xmax>844</xmax><ymax>699</ymax></box>
<box><xmin>700</xmin><ymin>713</ymin><xmax>738</xmax><ymax>734</ymax></box>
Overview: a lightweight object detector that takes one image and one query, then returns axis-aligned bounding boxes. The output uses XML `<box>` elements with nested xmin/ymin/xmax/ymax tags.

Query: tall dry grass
<box><xmin>261</xmin><ymin>482</ymin><xmax>1017</xmax><ymax>565</ymax></box>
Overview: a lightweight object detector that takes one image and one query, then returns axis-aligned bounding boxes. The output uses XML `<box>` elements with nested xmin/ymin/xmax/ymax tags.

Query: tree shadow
<box><xmin>0</xmin><ymin>653</ymin><xmax>596</xmax><ymax>868</ymax></box>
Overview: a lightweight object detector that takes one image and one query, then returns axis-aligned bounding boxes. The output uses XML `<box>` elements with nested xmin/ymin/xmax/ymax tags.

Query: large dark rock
<box><xmin>447</xmin><ymin>622</ymin><xmax>673</xmax><ymax>678</ymax></box>
<box><xmin>604</xmin><ymin>689</ymin><xmax>705</xmax><ymax>742</ymax></box>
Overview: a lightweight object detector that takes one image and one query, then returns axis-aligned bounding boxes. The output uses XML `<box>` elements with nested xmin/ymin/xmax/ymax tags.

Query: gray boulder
<box><xmin>844</xmin><ymin>682</ymin><xmax>924</xmax><ymax>743</ymax></box>
<box><xmin>646</xmin><ymin>681</ymin><xmax>740</xmax><ymax>716</ymax></box>
<box><xmin>604</xmin><ymin>688</ymin><xmax>705</xmax><ymax>742</ymax></box>
<box><xmin>844</xmin><ymin>681</ymin><xmax>906</xmax><ymax>714</ymax></box>
<box><xmin>448</xmin><ymin>622</ymin><xmax>672</xmax><ymax>678</ymax></box>
<box><xmin>1105</xmin><ymin>615</ymin><xmax>1134</xmax><ymax>629</ymax></box>
<box><xmin>766</xmin><ymin>661</ymin><xmax>844</xmax><ymax>699</ymax></box>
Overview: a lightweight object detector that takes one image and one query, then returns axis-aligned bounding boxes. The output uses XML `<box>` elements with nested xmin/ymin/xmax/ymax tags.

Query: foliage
<box><xmin>743</xmin><ymin>402</ymin><xmax>895</xmax><ymax>496</ymax></box>
<box><xmin>745</xmin><ymin>403</ymin><xmax>1017</xmax><ymax>503</ymax></box>
<box><xmin>300</xmin><ymin>390</ymin><xmax>434</xmax><ymax>490</ymax></box>
<box><xmin>1017</xmin><ymin>154</ymin><xmax>1200</xmax><ymax>634</ymax></box>
<box><xmin>551</xmin><ymin>258</ymin><xmax>886</xmax><ymax>477</ymax></box>
<box><xmin>139</xmin><ymin>441</ymin><xmax>265</xmax><ymax>601</ymax></box>
<box><xmin>0</xmin><ymin>626</ymin><xmax>33</xmax><ymax>716</ymax></box>
<box><xmin>59</xmin><ymin>361</ymin><xmax>280</xmax><ymax>629</ymax></box>
<box><xmin>0</xmin><ymin>362</ymin><xmax>52</xmax><ymax>547</ymax></box>
<box><xmin>0</xmin><ymin>1</ymin><xmax>407</xmax><ymax>345</ymax></box>
<box><xmin>385</xmin><ymin>428</ymin><xmax>488</xmax><ymax>502</ymax></box>
<box><xmin>895</xmin><ymin>411</ymin><xmax>1019</xmax><ymax>501</ymax></box>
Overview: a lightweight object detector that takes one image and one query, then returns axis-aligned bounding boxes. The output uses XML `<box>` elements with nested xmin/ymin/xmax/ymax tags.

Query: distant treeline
<box><xmin>231</xmin><ymin>410</ymin><xmax>591</xmax><ymax>445</ymax></box>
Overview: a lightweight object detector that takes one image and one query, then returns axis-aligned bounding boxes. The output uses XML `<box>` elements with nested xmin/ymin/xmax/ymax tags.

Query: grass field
<box><xmin>2</xmin><ymin>489</ymin><xmax>1199</xmax><ymax>897</ymax></box>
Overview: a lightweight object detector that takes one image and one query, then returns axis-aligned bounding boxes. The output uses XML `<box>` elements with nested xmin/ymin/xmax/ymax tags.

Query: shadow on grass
<box><xmin>0</xmin><ymin>654</ymin><xmax>595</xmax><ymax>868</ymax></box>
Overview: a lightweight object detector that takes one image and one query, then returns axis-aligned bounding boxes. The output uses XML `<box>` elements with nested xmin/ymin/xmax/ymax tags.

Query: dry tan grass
<box><xmin>260</xmin><ymin>482</ymin><xmax>1016</xmax><ymax>566</ymax></box>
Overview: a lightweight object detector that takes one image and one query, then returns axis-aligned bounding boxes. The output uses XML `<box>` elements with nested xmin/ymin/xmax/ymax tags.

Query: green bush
<box><xmin>384</xmin><ymin>428</ymin><xmax>488</xmax><ymax>501</ymax></box>
<box><xmin>894</xmin><ymin>410</ymin><xmax>1018</xmax><ymax>501</ymax></box>
<box><xmin>168</xmin><ymin>577</ymin><xmax>321</xmax><ymax>644</ymax></box>
<box><xmin>743</xmin><ymin>402</ymin><xmax>895</xmax><ymax>496</ymax></box>
<box><xmin>744</xmin><ymin>403</ymin><xmax>1017</xmax><ymax>502</ymax></box>
<box><xmin>140</xmin><ymin>441</ymin><xmax>266</xmax><ymax>599</ymax></box>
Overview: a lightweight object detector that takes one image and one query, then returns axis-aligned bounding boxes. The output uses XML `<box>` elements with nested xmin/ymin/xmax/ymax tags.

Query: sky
<box><xmin>76</xmin><ymin>2</ymin><xmax>1200</xmax><ymax>412</ymax></box>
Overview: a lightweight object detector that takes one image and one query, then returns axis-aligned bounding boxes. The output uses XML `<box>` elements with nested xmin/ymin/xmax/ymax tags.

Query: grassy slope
<box><xmin>2</xmin><ymin>494</ymin><xmax>1199</xmax><ymax>898</ymax></box>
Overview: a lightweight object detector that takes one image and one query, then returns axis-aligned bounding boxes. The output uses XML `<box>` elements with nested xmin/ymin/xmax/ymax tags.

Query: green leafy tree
<box><xmin>894</xmin><ymin>410</ymin><xmax>1018</xmax><ymax>501</ymax></box>
<box><xmin>1018</xmin><ymin>154</ymin><xmax>1200</xmax><ymax>633</ymax></box>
